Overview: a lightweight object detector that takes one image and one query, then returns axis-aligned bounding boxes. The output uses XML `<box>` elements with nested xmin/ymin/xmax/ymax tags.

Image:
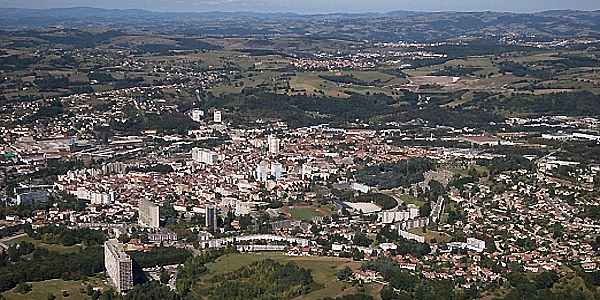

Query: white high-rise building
<box><xmin>407</xmin><ymin>204</ymin><xmax>420</xmax><ymax>219</ymax></box>
<box><xmin>192</xmin><ymin>148</ymin><xmax>218</xmax><ymax>164</ymax></box>
<box><xmin>191</xmin><ymin>109</ymin><xmax>204</xmax><ymax>122</ymax></box>
<box><xmin>104</xmin><ymin>239</ymin><xmax>133</xmax><ymax>292</ymax></box>
<box><xmin>271</xmin><ymin>162</ymin><xmax>283</xmax><ymax>180</ymax></box>
<box><xmin>214</xmin><ymin>110</ymin><xmax>222</xmax><ymax>123</ymax></box>
<box><xmin>138</xmin><ymin>199</ymin><xmax>160</xmax><ymax>228</ymax></box>
<box><xmin>256</xmin><ymin>161</ymin><xmax>270</xmax><ymax>182</ymax></box>
<box><xmin>205</xmin><ymin>204</ymin><xmax>217</xmax><ymax>229</ymax></box>
<box><xmin>267</xmin><ymin>135</ymin><xmax>279</xmax><ymax>154</ymax></box>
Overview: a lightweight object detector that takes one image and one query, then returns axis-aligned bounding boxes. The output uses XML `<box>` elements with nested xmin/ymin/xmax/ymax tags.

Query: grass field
<box><xmin>203</xmin><ymin>252</ymin><xmax>359</xmax><ymax>283</ymax></box>
<box><xmin>2</xmin><ymin>278</ymin><xmax>111</xmax><ymax>300</ymax></box>
<box><xmin>4</xmin><ymin>235</ymin><xmax>82</xmax><ymax>254</ymax></box>
<box><xmin>407</xmin><ymin>227</ymin><xmax>452</xmax><ymax>244</ymax></box>
<box><xmin>448</xmin><ymin>166</ymin><xmax>489</xmax><ymax>179</ymax></box>
<box><xmin>201</xmin><ymin>252</ymin><xmax>376</xmax><ymax>300</ymax></box>
<box><xmin>398</xmin><ymin>194</ymin><xmax>426</xmax><ymax>207</ymax></box>
<box><xmin>286</xmin><ymin>206</ymin><xmax>324</xmax><ymax>221</ymax></box>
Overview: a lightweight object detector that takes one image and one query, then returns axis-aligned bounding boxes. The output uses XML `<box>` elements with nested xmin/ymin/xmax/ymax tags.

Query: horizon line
<box><xmin>0</xmin><ymin>6</ymin><xmax>599</xmax><ymax>16</ymax></box>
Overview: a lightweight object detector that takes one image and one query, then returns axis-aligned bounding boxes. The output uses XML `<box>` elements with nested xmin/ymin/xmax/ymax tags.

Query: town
<box><xmin>0</xmin><ymin>10</ymin><xmax>600</xmax><ymax>300</ymax></box>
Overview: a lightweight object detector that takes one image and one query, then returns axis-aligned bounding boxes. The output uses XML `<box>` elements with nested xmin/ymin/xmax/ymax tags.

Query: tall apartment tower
<box><xmin>214</xmin><ymin>110</ymin><xmax>222</xmax><ymax>123</ymax></box>
<box><xmin>104</xmin><ymin>239</ymin><xmax>133</xmax><ymax>292</ymax></box>
<box><xmin>256</xmin><ymin>161</ymin><xmax>269</xmax><ymax>182</ymax></box>
<box><xmin>191</xmin><ymin>147</ymin><xmax>218</xmax><ymax>165</ymax></box>
<box><xmin>191</xmin><ymin>109</ymin><xmax>204</xmax><ymax>122</ymax></box>
<box><xmin>205</xmin><ymin>204</ymin><xmax>217</xmax><ymax>229</ymax></box>
<box><xmin>271</xmin><ymin>162</ymin><xmax>283</xmax><ymax>180</ymax></box>
<box><xmin>138</xmin><ymin>199</ymin><xmax>160</xmax><ymax>228</ymax></box>
<box><xmin>268</xmin><ymin>134</ymin><xmax>279</xmax><ymax>154</ymax></box>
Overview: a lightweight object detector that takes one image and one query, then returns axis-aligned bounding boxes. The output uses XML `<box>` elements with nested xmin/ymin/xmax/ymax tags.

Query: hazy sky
<box><xmin>1</xmin><ymin>0</ymin><xmax>599</xmax><ymax>14</ymax></box>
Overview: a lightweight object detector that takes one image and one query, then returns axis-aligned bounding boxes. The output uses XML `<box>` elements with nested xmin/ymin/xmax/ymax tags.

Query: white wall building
<box><xmin>104</xmin><ymin>239</ymin><xmax>133</xmax><ymax>292</ymax></box>
<box><xmin>256</xmin><ymin>161</ymin><xmax>270</xmax><ymax>182</ymax></box>
<box><xmin>214</xmin><ymin>110</ymin><xmax>222</xmax><ymax>123</ymax></box>
<box><xmin>192</xmin><ymin>148</ymin><xmax>218</xmax><ymax>165</ymax></box>
<box><xmin>191</xmin><ymin>109</ymin><xmax>204</xmax><ymax>122</ymax></box>
<box><xmin>138</xmin><ymin>199</ymin><xmax>160</xmax><ymax>228</ymax></box>
<box><xmin>268</xmin><ymin>135</ymin><xmax>279</xmax><ymax>154</ymax></box>
<box><xmin>271</xmin><ymin>162</ymin><xmax>283</xmax><ymax>180</ymax></box>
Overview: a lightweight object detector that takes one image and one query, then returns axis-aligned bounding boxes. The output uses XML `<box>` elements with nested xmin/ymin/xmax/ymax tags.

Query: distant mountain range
<box><xmin>0</xmin><ymin>8</ymin><xmax>599</xmax><ymax>42</ymax></box>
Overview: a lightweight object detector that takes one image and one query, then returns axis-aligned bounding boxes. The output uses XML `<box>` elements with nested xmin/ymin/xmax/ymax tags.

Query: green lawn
<box><xmin>407</xmin><ymin>228</ymin><xmax>452</xmax><ymax>244</ymax></box>
<box><xmin>399</xmin><ymin>194</ymin><xmax>426</xmax><ymax>207</ymax></box>
<box><xmin>2</xmin><ymin>278</ymin><xmax>112</xmax><ymax>300</ymax></box>
<box><xmin>286</xmin><ymin>207</ymin><xmax>324</xmax><ymax>221</ymax></box>
<box><xmin>202</xmin><ymin>253</ymin><xmax>369</xmax><ymax>299</ymax></box>
<box><xmin>203</xmin><ymin>252</ymin><xmax>360</xmax><ymax>285</ymax></box>
<box><xmin>4</xmin><ymin>235</ymin><xmax>82</xmax><ymax>254</ymax></box>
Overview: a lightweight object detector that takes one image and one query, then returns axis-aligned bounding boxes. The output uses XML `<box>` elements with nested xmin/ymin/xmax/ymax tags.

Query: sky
<box><xmin>0</xmin><ymin>0</ymin><xmax>599</xmax><ymax>14</ymax></box>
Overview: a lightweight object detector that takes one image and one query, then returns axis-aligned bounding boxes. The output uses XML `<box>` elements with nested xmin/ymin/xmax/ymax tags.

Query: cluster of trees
<box><xmin>199</xmin><ymin>89</ymin><xmax>400</xmax><ymax>128</ymax></box>
<box><xmin>362</xmin><ymin>257</ymin><xmax>466</xmax><ymax>300</ymax></box>
<box><xmin>194</xmin><ymin>259</ymin><xmax>315</xmax><ymax>300</ymax></box>
<box><xmin>179</xmin><ymin>87</ymin><xmax>503</xmax><ymax>130</ymax></box>
<box><xmin>497</xmin><ymin>270</ymin><xmax>597</xmax><ymax>300</ymax></box>
<box><xmin>0</xmin><ymin>245</ymin><xmax>104</xmax><ymax>292</ymax></box>
<box><xmin>352</xmin><ymin>232</ymin><xmax>372</xmax><ymax>247</ymax></box>
<box><xmin>320</xmin><ymin>295</ymin><xmax>374</xmax><ymax>300</ymax></box>
<box><xmin>0</xmin><ymin>225</ymin><xmax>22</xmax><ymax>240</ymax></box>
<box><xmin>498</xmin><ymin>91</ymin><xmax>600</xmax><ymax>116</ymax></box>
<box><xmin>318</xmin><ymin>74</ymin><xmax>370</xmax><ymax>86</ymax></box>
<box><xmin>176</xmin><ymin>247</ymin><xmax>237</xmax><ymax>297</ymax></box>
<box><xmin>498</xmin><ymin>61</ymin><xmax>553</xmax><ymax>79</ymax></box>
<box><xmin>0</xmin><ymin>55</ymin><xmax>39</xmax><ymax>70</ymax></box>
<box><xmin>121</xmin><ymin>281</ymin><xmax>180</xmax><ymax>300</ymax></box>
<box><xmin>354</xmin><ymin>158</ymin><xmax>432</xmax><ymax>190</ymax></box>
<box><xmin>541</xmin><ymin>56</ymin><xmax>600</xmax><ymax>68</ymax></box>
<box><xmin>28</xmin><ymin>225</ymin><xmax>106</xmax><ymax>246</ymax></box>
<box><xmin>0</xmin><ymin>241</ymin><xmax>35</xmax><ymax>264</ymax></box>
<box><xmin>429</xmin><ymin>65</ymin><xmax>482</xmax><ymax>77</ymax></box>
<box><xmin>483</xmin><ymin>154</ymin><xmax>535</xmax><ymax>176</ymax></box>
<box><xmin>30</xmin><ymin>159</ymin><xmax>85</xmax><ymax>179</ymax></box>
<box><xmin>558</xmin><ymin>142</ymin><xmax>600</xmax><ymax>164</ymax></box>
<box><xmin>71</xmin><ymin>281</ymin><xmax>179</xmax><ymax>300</ymax></box>
<box><xmin>426</xmin><ymin>44</ymin><xmax>538</xmax><ymax>59</ymax></box>
<box><xmin>127</xmin><ymin>246</ymin><xmax>192</xmax><ymax>268</ymax></box>
<box><xmin>110</xmin><ymin>105</ymin><xmax>200</xmax><ymax>135</ymax></box>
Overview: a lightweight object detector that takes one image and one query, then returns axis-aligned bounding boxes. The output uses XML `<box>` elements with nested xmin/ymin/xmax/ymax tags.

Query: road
<box><xmin>184</xmin><ymin>244</ymin><xmax>202</xmax><ymax>256</ymax></box>
<box><xmin>0</xmin><ymin>232</ymin><xmax>28</xmax><ymax>249</ymax></box>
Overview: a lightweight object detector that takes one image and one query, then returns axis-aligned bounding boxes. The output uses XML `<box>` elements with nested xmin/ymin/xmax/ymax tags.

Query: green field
<box><xmin>398</xmin><ymin>194</ymin><xmax>426</xmax><ymax>207</ymax></box>
<box><xmin>2</xmin><ymin>278</ymin><xmax>111</xmax><ymax>300</ymax></box>
<box><xmin>201</xmin><ymin>252</ymin><xmax>374</xmax><ymax>299</ymax></box>
<box><xmin>407</xmin><ymin>228</ymin><xmax>452</xmax><ymax>244</ymax></box>
<box><xmin>286</xmin><ymin>207</ymin><xmax>324</xmax><ymax>221</ymax></box>
<box><xmin>204</xmin><ymin>252</ymin><xmax>356</xmax><ymax>284</ymax></box>
<box><xmin>4</xmin><ymin>235</ymin><xmax>81</xmax><ymax>254</ymax></box>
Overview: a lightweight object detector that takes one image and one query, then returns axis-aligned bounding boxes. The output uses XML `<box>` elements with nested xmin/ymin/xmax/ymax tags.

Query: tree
<box><xmin>352</xmin><ymin>232</ymin><xmax>372</xmax><ymax>247</ymax></box>
<box><xmin>380</xmin><ymin>288</ymin><xmax>398</xmax><ymax>300</ymax></box>
<box><xmin>338</xmin><ymin>266</ymin><xmax>353</xmax><ymax>281</ymax></box>
<box><xmin>160</xmin><ymin>270</ymin><xmax>170</xmax><ymax>284</ymax></box>
<box><xmin>86</xmin><ymin>284</ymin><xmax>94</xmax><ymax>296</ymax></box>
<box><xmin>15</xmin><ymin>282</ymin><xmax>32</xmax><ymax>294</ymax></box>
